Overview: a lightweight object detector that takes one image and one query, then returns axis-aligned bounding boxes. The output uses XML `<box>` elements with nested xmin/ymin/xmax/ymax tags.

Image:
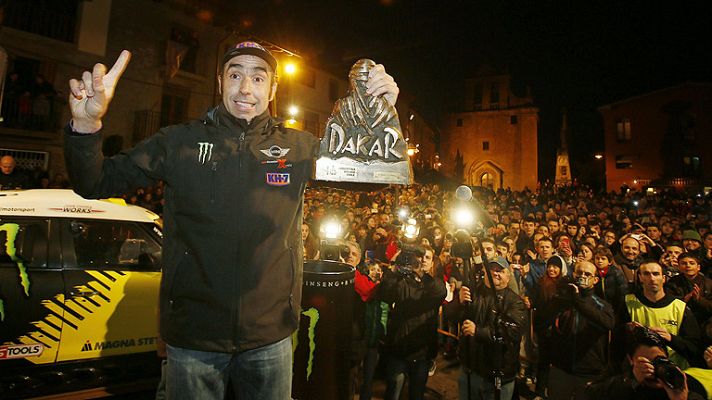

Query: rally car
<box><xmin>0</xmin><ymin>189</ymin><xmax>163</xmax><ymax>399</ymax></box>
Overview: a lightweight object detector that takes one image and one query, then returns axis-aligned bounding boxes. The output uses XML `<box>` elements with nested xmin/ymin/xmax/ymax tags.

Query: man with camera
<box><xmin>585</xmin><ymin>324</ymin><xmax>707</xmax><ymax>400</ymax></box>
<box><xmin>458</xmin><ymin>257</ymin><xmax>527</xmax><ymax>400</ymax></box>
<box><xmin>543</xmin><ymin>260</ymin><xmax>616</xmax><ymax>400</ymax></box>
<box><xmin>378</xmin><ymin>244</ymin><xmax>446</xmax><ymax>400</ymax></box>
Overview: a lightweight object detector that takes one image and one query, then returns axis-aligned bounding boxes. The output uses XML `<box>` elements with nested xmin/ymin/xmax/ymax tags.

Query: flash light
<box><xmin>321</xmin><ymin>219</ymin><xmax>342</xmax><ymax>240</ymax></box>
<box><xmin>403</xmin><ymin>218</ymin><xmax>420</xmax><ymax>240</ymax></box>
<box><xmin>453</xmin><ymin>207</ymin><xmax>475</xmax><ymax>228</ymax></box>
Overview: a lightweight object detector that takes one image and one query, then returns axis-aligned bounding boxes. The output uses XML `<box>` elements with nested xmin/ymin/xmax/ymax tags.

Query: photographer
<box><xmin>378</xmin><ymin>244</ymin><xmax>446</xmax><ymax>400</ymax></box>
<box><xmin>458</xmin><ymin>257</ymin><xmax>526</xmax><ymax>400</ymax></box>
<box><xmin>585</xmin><ymin>324</ymin><xmax>707</xmax><ymax>400</ymax></box>
<box><xmin>545</xmin><ymin>261</ymin><xmax>615</xmax><ymax>400</ymax></box>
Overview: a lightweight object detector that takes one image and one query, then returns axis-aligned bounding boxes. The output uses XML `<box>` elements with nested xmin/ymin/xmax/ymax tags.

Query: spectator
<box><xmin>0</xmin><ymin>155</ymin><xmax>32</xmax><ymax>190</ymax></box>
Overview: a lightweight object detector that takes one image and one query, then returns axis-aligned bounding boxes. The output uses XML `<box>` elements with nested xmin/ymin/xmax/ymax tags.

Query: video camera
<box><xmin>320</xmin><ymin>239</ymin><xmax>350</xmax><ymax>262</ymax></box>
<box><xmin>394</xmin><ymin>242</ymin><xmax>424</xmax><ymax>275</ymax></box>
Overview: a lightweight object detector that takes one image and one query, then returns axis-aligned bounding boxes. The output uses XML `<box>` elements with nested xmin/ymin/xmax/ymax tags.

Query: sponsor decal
<box><xmin>81</xmin><ymin>336</ymin><xmax>158</xmax><ymax>352</ymax></box>
<box><xmin>292</xmin><ymin>307</ymin><xmax>320</xmax><ymax>381</ymax></box>
<box><xmin>304</xmin><ymin>278</ymin><xmax>355</xmax><ymax>288</ymax></box>
<box><xmin>0</xmin><ymin>343</ymin><xmax>44</xmax><ymax>359</ymax></box>
<box><xmin>198</xmin><ymin>142</ymin><xmax>214</xmax><ymax>164</ymax></box>
<box><xmin>48</xmin><ymin>205</ymin><xmax>105</xmax><ymax>213</ymax></box>
<box><xmin>266</xmin><ymin>173</ymin><xmax>290</xmax><ymax>186</ymax></box>
<box><xmin>0</xmin><ymin>223</ymin><xmax>30</xmax><ymax>322</ymax></box>
<box><xmin>260</xmin><ymin>145</ymin><xmax>290</xmax><ymax>158</ymax></box>
<box><xmin>0</xmin><ymin>207</ymin><xmax>35</xmax><ymax>213</ymax></box>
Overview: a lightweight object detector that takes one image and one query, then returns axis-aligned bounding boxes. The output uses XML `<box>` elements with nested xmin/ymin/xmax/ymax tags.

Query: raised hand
<box><xmin>68</xmin><ymin>50</ymin><xmax>131</xmax><ymax>132</ymax></box>
<box><xmin>365</xmin><ymin>64</ymin><xmax>399</xmax><ymax>106</ymax></box>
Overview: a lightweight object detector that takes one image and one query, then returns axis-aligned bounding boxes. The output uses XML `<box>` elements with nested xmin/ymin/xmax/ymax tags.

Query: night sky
<box><xmin>229</xmin><ymin>1</ymin><xmax>712</xmax><ymax>181</ymax></box>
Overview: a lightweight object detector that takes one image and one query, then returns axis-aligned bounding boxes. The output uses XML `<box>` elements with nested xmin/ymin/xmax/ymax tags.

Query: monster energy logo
<box><xmin>0</xmin><ymin>223</ymin><xmax>30</xmax><ymax>322</ymax></box>
<box><xmin>198</xmin><ymin>142</ymin><xmax>213</xmax><ymax>164</ymax></box>
<box><xmin>292</xmin><ymin>307</ymin><xmax>320</xmax><ymax>381</ymax></box>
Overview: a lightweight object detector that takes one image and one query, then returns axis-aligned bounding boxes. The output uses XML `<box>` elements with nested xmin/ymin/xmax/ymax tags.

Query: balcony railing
<box><xmin>1</xmin><ymin>97</ymin><xmax>64</xmax><ymax>134</ymax></box>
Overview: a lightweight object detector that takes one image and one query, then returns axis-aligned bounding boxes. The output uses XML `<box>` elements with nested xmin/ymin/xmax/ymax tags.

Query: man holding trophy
<box><xmin>64</xmin><ymin>42</ymin><xmax>402</xmax><ymax>399</ymax></box>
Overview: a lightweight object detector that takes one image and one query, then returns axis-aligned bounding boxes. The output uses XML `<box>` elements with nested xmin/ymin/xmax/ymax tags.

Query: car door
<box><xmin>0</xmin><ymin>217</ymin><xmax>63</xmax><ymax>367</ymax></box>
<box><xmin>56</xmin><ymin>218</ymin><xmax>162</xmax><ymax>362</ymax></box>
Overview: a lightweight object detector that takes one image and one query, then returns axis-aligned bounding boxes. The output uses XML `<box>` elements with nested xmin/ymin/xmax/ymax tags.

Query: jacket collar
<box><xmin>204</xmin><ymin>104</ymin><xmax>284</xmax><ymax>136</ymax></box>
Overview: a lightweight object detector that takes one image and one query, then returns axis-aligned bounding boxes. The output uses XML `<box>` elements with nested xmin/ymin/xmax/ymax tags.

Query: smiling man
<box><xmin>64</xmin><ymin>42</ymin><xmax>399</xmax><ymax>399</ymax></box>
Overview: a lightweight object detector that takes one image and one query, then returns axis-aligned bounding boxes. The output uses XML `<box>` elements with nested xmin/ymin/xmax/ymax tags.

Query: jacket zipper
<box><xmin>210</xmin><ymin>161</ymin><xmax>217</xmax><ymax>204</ymax></box>
<box><xmin>288</xmin><ymin>246</ymin><xmax>298</xmax><ymax>324</ymax></box>
<box><xmin>232</xmin><ymin>130</ymin><xmax>247</xmax><ymax>352</ymax></box>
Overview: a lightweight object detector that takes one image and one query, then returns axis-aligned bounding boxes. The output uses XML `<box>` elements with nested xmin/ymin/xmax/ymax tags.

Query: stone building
<box><xmin>440</xmin><ymin>68</ymin><xmax>538</xmax><ymax>191</ymax></box>
<box><xmin>598</xmin><ymin>82</ymin><xmax>712</xmax><ymax>191</ymax></box>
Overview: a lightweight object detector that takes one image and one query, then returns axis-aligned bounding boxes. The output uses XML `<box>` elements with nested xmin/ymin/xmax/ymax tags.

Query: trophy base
<box><xmin>315</xmin><ymin>157</ymin><xmax>412</xmax><ymax>185</ymax></box>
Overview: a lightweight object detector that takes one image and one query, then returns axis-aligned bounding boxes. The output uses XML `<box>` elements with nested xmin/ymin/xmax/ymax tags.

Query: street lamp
<box><xmin>288</xmin><ymin>105</ymin><xmax>299</xmax><ymax>117</ymax></box>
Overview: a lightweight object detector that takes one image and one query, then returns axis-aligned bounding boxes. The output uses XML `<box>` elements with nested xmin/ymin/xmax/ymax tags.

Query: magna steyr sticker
<box><xmin>0</xmin><ymin>343</ymin><xmax>44</xmax><ymax>360</ymax></box>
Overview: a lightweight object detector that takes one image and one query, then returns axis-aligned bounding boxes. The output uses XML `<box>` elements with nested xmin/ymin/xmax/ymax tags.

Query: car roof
<box><xmin>0</xmin><ymin>189</ymin><xmax>160</xmax><ymax>224</ymax></box>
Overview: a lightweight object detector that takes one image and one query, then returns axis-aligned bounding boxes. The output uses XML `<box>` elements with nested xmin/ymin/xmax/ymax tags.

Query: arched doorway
<box><xmin>480</xmin><ymin>172</ymin><xmax>494</xmax><ymax>190</ymax></box>
<box><xmin>467</xmin><ymin>160</ymin><xmax>504</xmax><ymax>191</ymax></box>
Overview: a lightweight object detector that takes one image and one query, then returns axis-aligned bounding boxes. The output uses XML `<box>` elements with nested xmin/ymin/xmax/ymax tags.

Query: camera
<box><xmin>320</xmin><ymin>239</ymin><xmax>350</xmax><ymax>262</ymax></box>
<box><xmin>652</xmin><ymin>356</ymin><xmax>685</xmax><ymax>390</ymax></box>
<box><xmin>395</xmin><ymin>243</ymin><xmax>424</xmax><ymax>274</ymax></box>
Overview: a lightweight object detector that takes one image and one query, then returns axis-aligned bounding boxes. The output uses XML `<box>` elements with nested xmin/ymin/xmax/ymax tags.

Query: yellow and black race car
<box><xmin>0</xmin><ymin>189</ymin><xmax>163</xmax><ymax>399</ymax></box>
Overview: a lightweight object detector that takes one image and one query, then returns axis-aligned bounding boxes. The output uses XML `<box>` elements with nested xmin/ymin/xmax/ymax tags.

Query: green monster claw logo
<box><xmin>0</xmin><ymin>223</ymin><xmax>31</xmax><ymax>321</ymax></box>
<box><xmin>292</xmin><ymin>307</ymin><xmax>319</xmax><ymax>380</ymax></box>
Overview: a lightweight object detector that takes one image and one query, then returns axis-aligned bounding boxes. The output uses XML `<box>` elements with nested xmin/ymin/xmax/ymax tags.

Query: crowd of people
<box><xmin>1</xmin><ymin>71</ymin><xmax>59</xmax><ymax>131</ymax></box>
<box><xmin>297</xmin><ymin>182</ymin><xmax>712</xmax><ymax>400</ymax></box>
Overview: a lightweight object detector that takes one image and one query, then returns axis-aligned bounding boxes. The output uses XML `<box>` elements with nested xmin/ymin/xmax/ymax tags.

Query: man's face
<box><xmin>0</xmin><ymin>156</ymin><xmax>15</xmax><ymax>175</ymax></box>
<box><xmin>679</xmin><ymin>257</ymin><xmax>701</xmax><ymax>278</ymax></box>
<box><xmin>621</xmin><ymin>238</ymin><xmax>640</xmax><ymax>261</ymax></box>
<box><xmin>573</xmin><ymin>262</ymin><xmax>598</xmax><ymax>289</ymax></box>
<box><xmin>683</xmin><ymin>239</ymin><xmax>701</xmax><ymax>251</ymax></box>
<box><xmin>537</xmin><ymin>225</ymin><xmax>549</xmax><ymax>236</ymax></box>
<box><xmin>345</xmin><ymin>244</ymin><xmax>361</xmax><ymax>267</ymax></box>
<box><xmin>367</xmin><ymin>217</ymin><xmax>377</xmax><ymax>229</ymax></box>
<box><xmin>646</xmin><ymin>226</ymin><xmax>661</xmax><ymax>241</ymax></box>
<box><xmin>603</xmin><ymin>231</ymin><xmax>616</xmax><ymax>246</ymax></box>
<box><xmin>496</xmin><ymin>244</ymin><xmax>509</xmax><ymax>259</ymax></box>
<box><xmin>484</xmin><ymin>266</ymin><xmax>510</xmax><ymax>290</ymax></box>
<box><xmin>662</xmin><ymin>222</ymin><xmax>674</xmax><ymax>235</ymax></box>
<box><xmin>705</xmin><ymin>234</ymin><xmax>712</xmax><ymax>250</ymax></box>
<box><xmin>639</xmin><ymin>263</ymin><xmax>666</xmax><ymax>296</ymax></box>
<box><xmin>523</xmin><ymin>221</ymin><xmax>536</xmax><ymax>236</ymax></box>
<box><xmin>548</xmin><ymin>220</ymin><xmax>560</xmax><ymax>234</ymax></box>
<box><xmin>537</xmin><ymin>240</ymin><xmax>554</xmax><ymax>260</ymax></box>
<box><xmin>577</xmin><ymin>216</ymin><xmax>588</xmax><ymax>226</ymax></box>
<box><xmin>422</xmin><ymin>249</ymin><xmax>434</xmax><ymax>274</ymax></box>
<box><xmin>218</xmin><ymin>55</ymin><xmax>276</xmax><ymax>122</ymax></box>
<box><xmin>301</xmin><ymin>224</ymin><xmax>309</xmax><ymax>241</ymax></box>
<box><xmin>482</xmin><ymin>241</ymin><xmax>497</xmax><ymax>260</ymax></box>
<box><xmin>665</xmin><ymin>245</ymin><xmax>684</xmax><ymax>268</ymax></box>
<box><xmin>509</xmin><ymin>223</ymin><xmax>520</xmax><ymax>237</ymax></box>
<box><xmin>374</xmin><ymin>228</ymin><xmax>387</xmax><ymax>242</ymax></box>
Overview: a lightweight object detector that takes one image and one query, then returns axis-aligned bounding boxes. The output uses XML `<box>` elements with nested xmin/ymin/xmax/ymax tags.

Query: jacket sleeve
<box><xmin>573</xmin><ymin>295</ymin><xmax>615</xmax><ymax>331</ymax></box>
<box><xmin>64</xmin><ymin>126</ymin><xmax>169</xmax><ymax>198</ymax></box>
<box><xmin>377</xmin><ymin>269</ymin><xmax>402</xmax><ymax>304</ymax></box>
<box><xmin>354</xmin><ymin>269</ymin><xmax>378</xmax><ymax>302</ymax></box>
<box><xmin>474</xmin><ymin>292</ymin><xmax>526</xmax><ymax>345</ymax></box>
<box><xmin>669</xmin><ymin>306</ymin><xmax>704</xmax><ymax>367</ymax></box>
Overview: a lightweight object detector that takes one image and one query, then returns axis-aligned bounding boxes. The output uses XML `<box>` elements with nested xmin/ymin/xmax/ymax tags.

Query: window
<box><xmin>456</xmin><ymin>118</ymin><xmax>463</xmax><ymax>127</ymax></box>
<box><xmin>473</xmin><ymin>83</ymin><xmax>483</xmax><ymax>111</ymax></box>
<box><xmin>480</xmin><ymin>172</ymin><xmax>494</xmax><ymax>189</ymax></box>
<box><xmin>4</xmin><ymin>0</ymin><xmax>79</xmax><ymax>43</ymax></box>
<box><xmin>167</xmin><ymin>27</ymin><xmax>199</xmax><ymax>74</ymax></box>
<box><xmin>329</xmin><ymin>79</ymin><xmax>339</xmax><ymax>102</ymax></box>
<box><xmin>615</xmin><ymin>155</ymin><xmax>633</xmax><ymax>169</ymax></box>
<box><xmin>490</xmin><ymin>83</ymin><xmax>500</xmax><ymax>109</ymax></box>
<box><xmin>303</xmin><ymin>111</ymin><xmax>319</xmax><ymax>135</ymax></box>
<box><xmin>482</xmin><ymin>141</ymin><xmax>490</xmax><ymax>151</ymax></box>
<box><xmin>682</xmin><ymin>155</ymin><xmax>702</xmax><ymax>177</ymax></box>
<box><xmin>70</xmin><ymin>220</ymin><xmax>161</xmax><ymax>271</ymax></box>
<box><xmin>299</xmin><ymin>68</ymin><xmax>316</xmax><ymax>88</ymax></box>
<box><xmin>616</xmin><ymin>119</ymin><xmax>631</xmax><ymax>141</ymax></box>
<box><xmin>161</xmin><ymin>86</ymin><xmax>190</xmax><ymax>126</ymax></box>
<box><xmin>0</xmin><ymin>218</ymin><xmax>48</xmax><ymax>269</ymax></box>
<box><xmin>510</xmin><ymin>115</ymin><xmax>518</xmax><ymax>125</ymax></box>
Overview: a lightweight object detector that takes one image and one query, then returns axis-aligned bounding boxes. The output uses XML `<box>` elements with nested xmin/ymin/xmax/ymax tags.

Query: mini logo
<box><xmin>198</xmin><ymin>142</ymin><xmax>214</xmax><ymax>164</ymax></box>
<box><xmin>260</xmin><ymin>145</ymin><xmax>290</xmax><ymax>158</ymax></box>
<box><xmin>266</xmin><ymin>173</ymin><xmax>290</xmax><ymax>186</ymax></box>
<box><xmin>0</xmin><ymin>343</ymin><xmax>44</xmax><ymax>359</ymax></box>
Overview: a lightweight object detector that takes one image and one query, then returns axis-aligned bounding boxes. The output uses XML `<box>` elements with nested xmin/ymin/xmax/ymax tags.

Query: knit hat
<box><xmin>546</xmin><ymin>255</ymin><xmax>564</xmax><ymax>270</ymax></box>
<box><xmin>682</xmin><ymin>229</ymin><xmax>702</xmax><ymax>243</ymax></box>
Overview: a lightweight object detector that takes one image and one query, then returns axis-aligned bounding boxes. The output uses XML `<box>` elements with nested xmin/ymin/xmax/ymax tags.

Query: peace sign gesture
<box><xmin>68</xmin><ymin>50</ymin><xmax>131</xmax><ymax>133</ymax></box>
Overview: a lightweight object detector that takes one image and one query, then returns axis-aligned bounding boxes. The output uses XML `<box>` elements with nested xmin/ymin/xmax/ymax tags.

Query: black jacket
<box><xmin>378</xmin><ymin>269</ymin><xmax>446</xmax><ymax>361</ymax></box>
<box><xmin>65</xmin><ymin>106</ymin><xmax>318</xmax><ymax>353</ymax></box>
<box><xmin>547</xmin><ymin>285</ymin><xmax>615</xmax><ymax>378</ymax></box>
<box><xmin>595</xmin><ymin>265</ymin><xmax>629</xmax><ymax>312</ymax></box>
<box><xmin>458</xmin><ymin>284</ymin><xmax>526</xmax><ymax>383</ymax></box>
